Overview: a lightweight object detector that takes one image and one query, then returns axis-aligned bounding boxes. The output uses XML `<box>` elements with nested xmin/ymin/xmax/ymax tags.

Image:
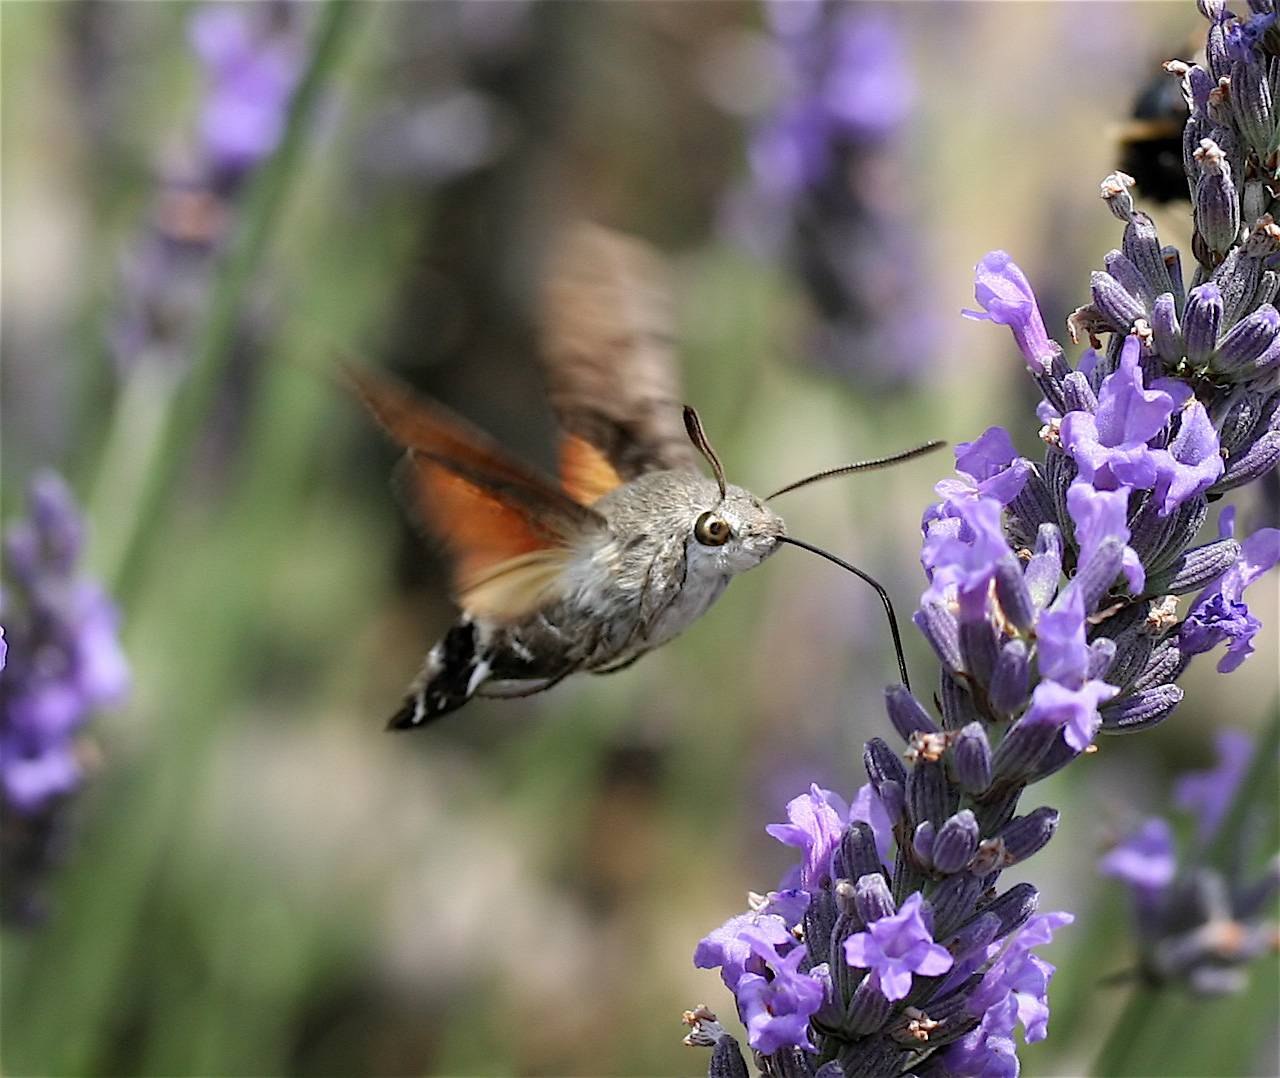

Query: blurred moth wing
<box><xmin>343</xmin><ymin>365</ymin><xmax>605</xmax><ymax>622</ymax></box>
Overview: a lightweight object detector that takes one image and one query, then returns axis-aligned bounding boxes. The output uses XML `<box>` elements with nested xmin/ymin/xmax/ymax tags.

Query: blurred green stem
<box><xmin>93</xmin><ymin>0</ymin><xmax>356</xmax><ymax>603</ymax></box>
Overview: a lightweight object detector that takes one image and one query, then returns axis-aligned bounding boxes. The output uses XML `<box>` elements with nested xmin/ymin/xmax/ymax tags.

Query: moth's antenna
<box><xmin>766</xmin><ymin>441</ymin><xmax>947</xmax><ymax>501</ymax></box>
<box><xmin>777</xmin><ymin>535</ymin><xmax>913</xmax><ymax>690</ymax></box>
<box><xmin>683</xmin><ymin>405</ymin><xmax>727</xmax><ymax>500</ymax></box>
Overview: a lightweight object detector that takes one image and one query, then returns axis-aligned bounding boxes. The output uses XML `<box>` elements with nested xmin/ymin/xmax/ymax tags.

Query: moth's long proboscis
<box><xmin>765</xmin><ymin>440</ymin><xmax>947</xmax><ymax>501</ymax></box>
<box><xmin>777</xmin><ymin>535</ymin><xmax>913</xmax><ymax>691</ymax></box>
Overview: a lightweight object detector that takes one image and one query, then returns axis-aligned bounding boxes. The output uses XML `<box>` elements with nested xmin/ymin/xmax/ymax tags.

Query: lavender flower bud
<box><xmin>1213</xmin><ymin>304</ymin><xmax>1280</xmax><ymax>372</ymax></box>
<box><xmin>1023</xmin><ymin>523</ymin><xmax>1064</xmax><ymax>610</ymax></box>
<box><xmin>1028</xmin><ymin>732</ymin><xmax>1084</xmax><ymax>783</ymax></box>
<box><xmin>993</xmin><ymin>806</ymin><xmax>1060</xmax><ymax>865</ymax></box>
<box><xmin>1087</xmin><ymin>636</ymin><xmax>1117</xmax><ymax>680</ymax></box>
<box><xmin>912</xmin><ymin>822</ymin><xmax>936</xmax><ymax>869</ymax></box>
<box><xmin>940</xmin><ymin>672</ymin><xmax>981</xmax><ymax>732</ymax></box>
<box><xmin>835</xmin><ymin>822</ymin><xmax>888</xmax><ymax>883</ymax></box>
<box><xmin>845</xmin><ymin>976</ymin><xmax>894</xmax><ymax>1035</ymax></box>
<box><xmin>958</xmin><ymin>620</ymin><xmax>998</xmax><ymax>688</ymax></box>
<box><xmin>1102</xmin><ymin>171</ymin><xmax>1136</xmax><ymax>221</ymax></box>
<box><xmin>991</xmin><ymin>714</ymin><xmax>1060</xmax><ymax>785</ymax></box>
<box><xmin>878</xmin><ymin>780</ymin><xmax>906</xmax><ymax>827</ymax></box>
<box><xmin>708</xmin><ymin>1035</ymin><xmax>749</xmax><ymax>1078</ymax></box>
<box><xmin>988</xmin><ymin>640</ymin><xmax>1030</xmax><ymax>714</ymax></box>
<box><xmin>979</xmin><ymin>881</ymin><xmax>1039</xmax><ymax>939</ymax></box>
<box><xmin>865</xmin><ymin>738</ymin><xmax>908</xmax><ymax>792</ymax></box>
<box><xmin>1090</xmin><ymin>270</ymin><xmax>1146</xmax><ymax>331</ymax></box>
<box><xmin>994</xmin><ymin>555</ymin><xmax>1036</xmax><ymax>632</ymax></box>
<box><xmin>1163</xmin><ymin>245</ymin><xmax>1187</xmax><ymax>310</ymax></box>
<box><xmin>1148</xmin><ymin>496</ymin><xmax>1210</xmax><ymax>573</ymax></box>
<box><xmin>1212</xmin><ymin>429</ymin><xmax>1280</xmax><ymax>491</ymax></box>
<box><xmin>929</xmin><ymin>876</ymin><xmax>986</xmax><ymax>940</ymax></box>
<box><xmin>906</xmin><ymin>761</ymin><xmax>956</xmax><ymax>832</ymax></box>
<box><xmin>1213</xmin><ymin>244</ymin><xmax>1263</xmax><ymax>327</ymax></box>
<box><xmin>1107</xmin><ymin>626</ymin><xmax>1156</xmax><ymax>692</ymax></box>
<box><xmin>1043</xmin><ymin>447</ymin><xmax>1078</xmax><ymax>527</ymax></box>
<box><xmin>1194</xmin><ymin>138</ymin><xmax>1241</xmax><ymax>257</ymax></box>
<box><xmin>1062</xmin><ymin>370</ymin><xmax>1099</xmax><ymax>414</ymax></box>
<box><xmin>932</xmin><ymin>810</ymin><xmax>980</xmax><ymax>874</ymax></box>
<box><xmin>1145</xmin><ymin>538</ymin><xmax>1241</xmax><ymax>595</ymax></box>
<box><xmin>1132</xmin><ymin>639</ymin><xmax>1188</xmax><ymax>692</ymax></box>
<box><xmin>1104</xmin><ymin>249</ymin><xmax>1156</xmax><ymax>309</ymax></box>
<box><xmin>1151</xmin><ymin>292</ymin><xmax>1184</xmax><ymax>365</ymax></box>
<box><xmin>1074</xmin><ymin>536</ymin><xmax>1126</xmax><ymax>610</ymax></box>
<box><xmin>1214</xmin><ymin>390</ymin><xmax>1270</xmax><ymax>454</ymax></box>
<box><xmin>1101</xmin><ymin>683</ymin><xmax>1185</xmax><ymax>731</ymax></box>
<box><xmin>913</xmin><ymin>602</ymin><xmax>962</xmax><ymax>672</ymax></box>
<box><xmin>1183</xmin><ymin>283</ymin><xmax>1224</xmax><ymax>365</ymax></box>
<box><xmin>1008</xmin><ymin>468</ymin><xmax>1057</xmax><ymax>544</ymax></box>
<box><xmin>1230</xmin><ymin>57</ymin><xmax>1277</xmax><ymax>157</ymax></box>
<box><xmin>1205</xmin><ymin>11</ymin><xmax>1232</xmax><ymax>80</ymax></box>
<box><xmin>1122</xmin><ymin>212</ymin><xmax>1175</xmax><ymax>298</ymax></box>
<box><xmin>952</xmin><ymin>722</ymin><xmax>993</xmax><ymax>794</ymax></box>
<box><xmin>1130</xmin><ymin>495</ymin><xmax>1180</xmax><ymax>563</ymax></box>
<box><xmin>885</xmin><ymin>685</ymin><xmax>940</xmax><ymax>743</ymax></box>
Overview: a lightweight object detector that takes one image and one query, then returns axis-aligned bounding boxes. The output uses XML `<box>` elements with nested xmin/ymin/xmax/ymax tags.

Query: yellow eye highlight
<box><xmin>694</xmin><ymin>511</ymin><xmax>732</xmax><ymax>547</ymax></box>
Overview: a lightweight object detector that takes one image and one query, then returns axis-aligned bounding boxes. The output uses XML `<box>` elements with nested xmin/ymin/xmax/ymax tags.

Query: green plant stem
<box><xmin>98</xmin><ymin>0</ymin><xmax>356</xmax><ymax>604</ymax></box>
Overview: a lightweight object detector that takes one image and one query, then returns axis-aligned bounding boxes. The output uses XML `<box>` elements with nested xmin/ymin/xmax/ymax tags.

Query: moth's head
<box><xmin>686</xmin><ymin>481</ymin><xmax>786</xmax><ymax>573</ymax></box>
<box><xmin>677</xmin><ymin>406</ymin><xmax>784</xmax><ymax>575</ymax></box>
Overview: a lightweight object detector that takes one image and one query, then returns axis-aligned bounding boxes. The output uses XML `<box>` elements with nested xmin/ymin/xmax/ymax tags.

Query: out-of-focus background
<box><xmin>1</xmin><ymin>2</ymin><xmax>1275</xmax><ymax>1076</ymax></box>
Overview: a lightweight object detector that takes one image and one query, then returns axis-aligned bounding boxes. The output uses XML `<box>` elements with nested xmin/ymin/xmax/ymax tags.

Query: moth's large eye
<box><xmin>694</xmin><ymin>511</ymin><xmax>733</xmax><ymax>546</ymax></box>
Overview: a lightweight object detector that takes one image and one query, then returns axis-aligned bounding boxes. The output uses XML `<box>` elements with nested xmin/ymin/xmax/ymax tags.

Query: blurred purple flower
<box><xmin>1180</xmin><ymin>508</ymin><xmax>1280</xmax><ymax>672</ymax></box>
<box><xmin>1</xmin><ymin>473</ymin><xmax>129</xmax><ymax>816</ymax></box>
<box><xmin>962</xmin><ymin>251</ymin><xmax>1058</xmax><ymax>373</ymax></box>
<box><xmin>1174</xmin><ymin>729</ymin><xmax>1252</xmax><ymax>843</ymax></box>
<box><xmin>1098</xmin><ymin>817</ymin><xmax>1177</xmax><ymax>898</ymax></box>
<box><xmin>937</xmin><ymin>993</ymin><xmax>1020</xmax><ymax>1077</ymax></box>
<box><xmin>842</xmin><ymin>892</ymin><xmax>953</xmax><ymax>1002</ymax></box>
<box><xmin>968</xmin><ymin>911</ymin><xmax>1073</xmax><ymax>1044</ymax></box>
<box><xmin>189</xmin><ymin>4</ymin><xmax>303</xmax><ymax>179</ymax></box>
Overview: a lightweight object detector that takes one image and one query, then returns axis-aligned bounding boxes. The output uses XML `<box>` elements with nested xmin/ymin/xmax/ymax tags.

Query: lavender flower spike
<box><xmin>963</xmin><ymin>251</ymin><xmax>1060</xmax><ymax>373</ymax></box>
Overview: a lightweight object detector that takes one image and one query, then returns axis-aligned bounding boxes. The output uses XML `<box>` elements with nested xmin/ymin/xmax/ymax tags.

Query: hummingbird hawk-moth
<box><xmin>349</xmin><ymin>225</ymin><xmax>942</xmax><ymax>729</ymax></box>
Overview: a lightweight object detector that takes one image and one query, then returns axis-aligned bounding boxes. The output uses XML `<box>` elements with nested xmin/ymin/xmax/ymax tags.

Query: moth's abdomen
<box><xmin>389</xmin><ymin>619</ymin><xmax>490</xmax><ymax>729</ymax></box>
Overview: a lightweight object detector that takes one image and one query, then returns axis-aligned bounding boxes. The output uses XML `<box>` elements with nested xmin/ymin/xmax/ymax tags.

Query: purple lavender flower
<box><xmin>1180</xmin><ymin>508</ymin><xmax>1280</xmax><ymax>672</ymax></box>
<box><xmin>189</xmin><ymin>4</ymin><xmax>303</xmax><ymax>181</ymax></box>
<box><xmin>694</xmin><ymin>904</ymin><xmax>800</xmax><ymax>992</ymax></box>
<box><xmin>766</xmin><ymin>784</ymin><xmax>850</xmax><ymax>890</ymax></box>
<box><xmin>1173</xmin><ymin>729</ymin><xmax>1252</xmax><ymax>843</ymax></box>
<box><xmin>843</xmin><ymin>892</ymin><xmax>953</xmax><ymax>1001</ymax></box>
<box><xmin>1099</xmin><ymin>732</ymin><xmax>1276</xmax><ymax>996</ymax></box>
<box><xmin>935</xmin><ymin>993</ymin><xmax>1020</xmax><ymax>1077</ymax></box>
<box><xmin>1150</xmin><ymin>401</ymin><xmax>1224</xmax><ymax>514</ymax></box>
<box><xmin>1066</xmin><ymin>481</ymin><xmax>1144</xmax><ymax>594</ymax></box>
<box><xmin>1</xmin><ymin>473</ymin><xmax>129</xmax><ymax>816</ymax></box>
<box><xmin>1098</xmin><ymin>818</ymin><xmax>1178</xmax><ymax>897</ymax></box>
<box><xmin>734</xmin><ymin>931</ymin><xmax>825</xmax><ymax>1054</ymax></box>
<box><xmin>921</xmin><ymin>495</ymin><xmax>1010</xmax><ymax>614</ymax></box>
<box><xmin>933</xmin><ymin>427</ymin><xmax>1032</xmax><ymax>509</ymax></box>
<box><xmin>962</xmin><ymin>251</ymin><xmax>1058</xmax><ymax>373</ymax></box>
<box><xmin>1</xmin><ymin>473</ymin><xmax>129</xmax><ymax>926</ymax></box>
<box><xmin>1060</xmin><ymin>335</ymin><xmax>1183</xmax><ymax>492</ymax></box>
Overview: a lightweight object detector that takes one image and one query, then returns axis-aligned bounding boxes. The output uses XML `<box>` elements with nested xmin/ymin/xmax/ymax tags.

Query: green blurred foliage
<box><xmin>1</xmin><ymin>2</ymin><xmax>1275</xmax><ymax>1076</ymax></box>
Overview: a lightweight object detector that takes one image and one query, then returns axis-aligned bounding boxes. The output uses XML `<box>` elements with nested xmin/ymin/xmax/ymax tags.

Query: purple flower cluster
<box><xmin>1099</xmin><ymin>731</ymin><xmax>1278</xmax><ymax>995</ymax></box>
<box><xmin>1</xmin><ymin>473</ymin><xmax>129</xmax><ymax>923</ymax></box>
<box><xmin>727</xmin><ymin>1</ymin><xmax>935</xmax><ymax>388</ymax></box>
<box><xmin>111</xmin><ymin>3</ymin><xmax>307</xmax><ymax>373</ymax></box>
<box><xmin>689</xmin><ymin>3</ymin><xmax>1279</xmax><ymax>1072</ymax></box>
<box><xmin>694</xmin><ymin>776</ymin><xmax>1070</xmax><ymax>1075</ymax></box>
